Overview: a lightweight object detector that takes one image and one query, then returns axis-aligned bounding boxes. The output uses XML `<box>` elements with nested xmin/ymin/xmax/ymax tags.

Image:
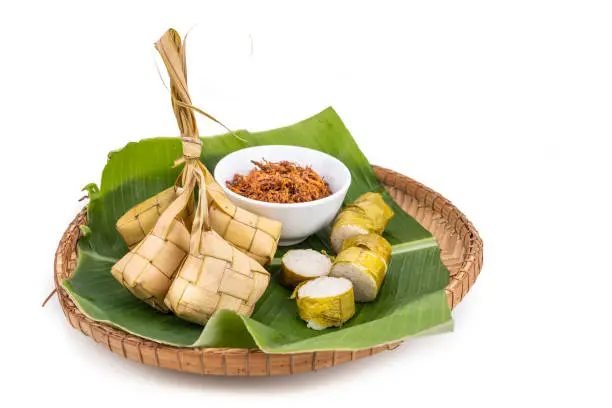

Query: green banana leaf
<box><xmin>63</xmin><ymin>107</ymin><xmax>452</xmax><ymax>353</ymax></box>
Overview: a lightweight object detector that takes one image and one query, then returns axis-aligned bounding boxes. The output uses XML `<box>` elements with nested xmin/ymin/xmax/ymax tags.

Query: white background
<box><xmin>1</xmin><ymin>1</ymin><xmax>610</xmax><ymax>407</ymax></box>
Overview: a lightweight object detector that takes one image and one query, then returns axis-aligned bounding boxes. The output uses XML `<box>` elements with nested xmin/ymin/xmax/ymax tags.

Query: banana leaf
<box><xmin>63</xmin><ymin>107</ymin><xmax>452</xmax><ymax>353</ymax></box>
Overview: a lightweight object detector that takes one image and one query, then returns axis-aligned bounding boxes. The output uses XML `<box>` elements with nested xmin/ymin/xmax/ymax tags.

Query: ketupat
<box><xmin>330</xmin><ymin>192</ymin><xmax>394</xmax><ymax>253</ymax></box>
<box><xmin>164</xmin><ymin>166</ymin><xmax>270</xmax><ymax>324</ymax></box>
<box><xmin>113</xmin><ymin>29</ymin><xmax>271</xmax><ymax>322</ymax></box>
<box><xmin>114</xmin><ymin>30</ymin><xmax>282</xmax><ymax>266</ymax></box>
<box><xmin>154</xmin><ymin>27</ymin><xmax>283</xmax><ymax>267</ymax></box>
<box><xmin>111</xmin><ymin>169</ymin><xmax>196</xmax><ymax>311</ymax></box>
<box><xmin>200</xmin><ymin>162</ymin><xmax>282</xmax><ymax>266</ymax></box>
<box><xmin>114</xmin><ymin>153</ymin><xmax>281</xmax><ymax>267</ymax></box>
<box><xmin>115</xmin><ymin>173</ymin><xmax>194</xmax><ymax>249</ymax></box>
<box><xmin>164</xmin><ymin>232</ymin><xmax>270</xmax><ymax>324</ymax></box>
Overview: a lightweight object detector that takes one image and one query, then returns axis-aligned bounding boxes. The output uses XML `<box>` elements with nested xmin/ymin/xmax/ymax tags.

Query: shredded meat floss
<box><xmin>226</xmin><ymin>160</ymin><xmax>333</xmax><ymax>204</ymax></box>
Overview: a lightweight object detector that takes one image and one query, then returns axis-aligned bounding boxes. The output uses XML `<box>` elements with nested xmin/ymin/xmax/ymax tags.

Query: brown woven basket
<box><xmin>53</xmin><ymin>165</ymin><xmax>483</xmax><ymax>376</ymax></box>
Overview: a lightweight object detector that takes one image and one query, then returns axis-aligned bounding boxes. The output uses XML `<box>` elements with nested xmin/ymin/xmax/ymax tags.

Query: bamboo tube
<box><xmin>351</xmin><ymin>193</ymin><xmax>394</xmax><ymax>234</ymax></box>
<box><xmin>330</xmin><ymin>192</ymin><xmax>394</xmax><ymax>253</ymax></box>
<box><xmin>340</xmin><ymin>233</ymin><xmax>392</xmax><ymax>265</ymax></box>
<box><xmin>291</xmin><ymin>277</ymin><xmax>355</xmax><ymax>330</ymax></box>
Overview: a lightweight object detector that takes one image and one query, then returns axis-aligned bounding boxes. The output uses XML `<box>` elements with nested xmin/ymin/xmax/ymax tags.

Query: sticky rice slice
<box><xmin>330</xmin><ymin>246</ymin><xmax>388</xmax><ymax>302</ymax></box>
<box><xmin>280</xmin><ymin>249</ymin><xmax>332</xmax><ymax>288</ymax></box>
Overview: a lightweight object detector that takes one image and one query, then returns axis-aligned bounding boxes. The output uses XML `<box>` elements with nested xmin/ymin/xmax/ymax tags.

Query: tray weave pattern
<box><xmin>54</xmin><ymin>166</ymin><xmax>483</xmax><ymax>376</ymax></box>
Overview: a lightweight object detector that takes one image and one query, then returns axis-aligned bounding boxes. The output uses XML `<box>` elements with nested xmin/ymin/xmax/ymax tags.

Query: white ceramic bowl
<box><xmin>214</xmin><ymin>145</ymin><xmax>351</xmax><ymax>246</ymax></box>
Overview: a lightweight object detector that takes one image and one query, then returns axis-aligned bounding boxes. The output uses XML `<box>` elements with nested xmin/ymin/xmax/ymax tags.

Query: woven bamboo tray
<box><xmin>54</xmin><ymin>165</ymin><xmax>483</xmax><ymax>376</ymax></box>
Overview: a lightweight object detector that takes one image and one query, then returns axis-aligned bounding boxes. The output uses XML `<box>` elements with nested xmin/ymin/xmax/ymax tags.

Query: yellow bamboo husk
<box><xmin>330</xmin><ymin>200</ymin><xmax>393</xmax><ymax>302</ymax></box>
<box><xmin>164</xmin><ymin>166</ymin><xmax>270</xmax><ymax>325</ymax></box>
<box><xmin>330</xmin><ymin>192</ymin><xmax>394</xmax><ymax>253</ymax></box>
<box><xmin>341</xmin><ymin>233</ymin><xmax>392</xmax><ymax>265</ymax></box>
<box><xmin>351</xmin><ymin>192</ymin><xmax>394</xmax><ymax>233</ymax></box>
<box><xmin>111</xmin><ymin>169</ymin><xmax>196</xmax><ymax>311</ymax></box>
<box><xmin>330</xmin><ymin>245</ymin><xmax>387</xmax><ymax>302</ymax></box>
<box><xmin>291</xmin><ymin>277</ymin><xmax>355</xmax><ymax>330</ymax></box>
<box><xmin>330</xmin><ymin>208</ymin><xmax>374</xmax><ymax>253</ymax></box>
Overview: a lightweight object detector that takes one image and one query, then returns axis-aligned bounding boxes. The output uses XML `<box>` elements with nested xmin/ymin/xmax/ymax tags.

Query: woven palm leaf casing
<box><xmin>202</xmin><ymin>165</ymin><xmax>282</xmax><ymax>266</ymax></box>
<box><xmin>116</xmin><ymin>184</ymin><xmax>194</xmax><ymax>249</ymax></box>
<box><xmin>111</xmin><ymin>29</ymin><xmax>275</xmax><ymax>320</ymax></box>
<box><xmin>114</xmin><ymin>165</ymin><xmax>281</xmax><ymax>265</ymax></box>
<box><xmin>121</xmin><ymin>29</ymin><xmax>282</xmax><ymax>266</ymax></box>
<box><xmin>164</xmin><ymin>168</ymin><xmax>270</xmax><ymax>325</ymax></box>
<box><xmin>111</xmin><ymin>172</ymin><xmax>196</xmax><ymax>311</ymax></box>
<box><xmin>164</xmin><ymin>230</ymin><xmax>270</xmax><ymax>324</ymax></box>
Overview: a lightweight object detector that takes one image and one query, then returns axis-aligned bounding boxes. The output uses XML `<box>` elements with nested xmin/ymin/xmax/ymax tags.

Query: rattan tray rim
<box><xmin>53</xmin><ymin>165</ymin><xmax>483</xmax><ymax>376</ymax></box>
